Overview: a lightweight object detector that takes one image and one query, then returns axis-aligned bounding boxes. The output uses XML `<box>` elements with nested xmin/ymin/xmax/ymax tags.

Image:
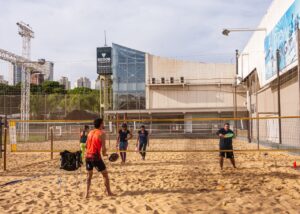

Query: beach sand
<box><xmin>1</xmin><ymin>139</ymin><xmax>300</xmax><ymax>214</ymax></box>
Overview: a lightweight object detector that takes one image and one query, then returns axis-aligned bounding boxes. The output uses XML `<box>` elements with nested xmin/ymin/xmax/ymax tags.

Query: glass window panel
<box><xmin>112</xmin><ymin>44</ymin><xmax>146</xmax><ymax>110</ymax></box>
<box><xmin>136</xmin><ymin>83</ymin><xmax>145</xmax><ymax>91</ymax></box>
<box><xmin>127</xmin><ymin>83</ymin><xmax>137</xmax><ymax>91</ymax></box>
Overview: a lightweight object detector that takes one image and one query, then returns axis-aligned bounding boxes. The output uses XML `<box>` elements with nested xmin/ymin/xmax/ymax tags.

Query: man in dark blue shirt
<box><xmin>216</xmin><ymin>123</ymin><xmax>236</xmax><ymax>170</ymax></box>
<box><xmin>117</xmin><ymin>123</ymin><xmax>132</xmax><ymax>164</ymax></box>
<box><xmin>136</xmin><ymin>125</ymin><xmax>149</xmax><ymax>160</ymax></box>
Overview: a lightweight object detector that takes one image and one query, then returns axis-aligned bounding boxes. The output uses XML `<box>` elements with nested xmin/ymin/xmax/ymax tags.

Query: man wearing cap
<box><xmin>116</xmin><ymin>123</ymin><xmax>132</xmax><ymax>164</ymax></box>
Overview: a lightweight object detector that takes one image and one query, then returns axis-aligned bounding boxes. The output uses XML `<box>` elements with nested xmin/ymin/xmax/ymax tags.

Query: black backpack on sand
<box><xmin>60</xmin><ymin>150</ymin><xmax>82</xmax><ymax>171</ymax></box>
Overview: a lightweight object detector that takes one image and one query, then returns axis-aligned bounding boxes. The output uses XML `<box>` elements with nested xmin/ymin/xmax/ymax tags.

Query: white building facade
<box><xmin>0</xmin><ymin>75</ymin><xmax>8</xmax><ymax>85</ymax></box>
<box><xmin>102</xmin><ymin>44</ymin><xmax>247</xmax><ymax>135</ymax></box>
<box><xmin>239</xmin><ymin>0</ymin><xmax>300</xmax><ymax>147</ymax></box>
<box><xmin>59</xmin><ymin>76</ymin><xmax>71</xmax><ymax>90</ymax></box>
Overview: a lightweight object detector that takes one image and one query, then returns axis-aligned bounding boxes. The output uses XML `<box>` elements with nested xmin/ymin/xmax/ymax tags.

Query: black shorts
<box><xmin>220</xmin><ymin>152</ymin><xmax>234</xmax><ymax>159</ymax></box>
<box><xmin>86</xmin><ymin>158</ymin><xmax>106</xmax><ymax>172</ymax></box>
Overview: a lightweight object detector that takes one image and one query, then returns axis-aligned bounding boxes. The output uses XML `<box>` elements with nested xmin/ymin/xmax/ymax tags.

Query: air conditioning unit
<box><xmin>161</xmin><ymin>77</ymin><xmax>165</xmax><ymax>84</ymax></box>
<box><xmin>180</xmin><ymin>77</ymin><xmax>184</xmax><ymax>83</ymax></box>
<box><xmin>151</xmin><ymin>78</ymin><xmax>156</xmax><ymax>84</ymax></box>
<box><xmin>170</xmin><ymin>77</ymin><xmax>174</xmax><ymax>84</ymax></box>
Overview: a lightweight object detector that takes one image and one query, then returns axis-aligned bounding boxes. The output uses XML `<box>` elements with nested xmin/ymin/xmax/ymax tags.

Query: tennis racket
<box><xmin>109</xmin><ymin>153</ymin><xmax>119</xmax><ymax>162</ymax></box>
<box><xmin>224</xmin><ymin>133</ymin><xmax>234</xmax><ymax>138</ymax></box>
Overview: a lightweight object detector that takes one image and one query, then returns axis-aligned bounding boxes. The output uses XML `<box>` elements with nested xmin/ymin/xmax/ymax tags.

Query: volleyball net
<box><xmin>7</xmin><ymin>116</ymin><xmax>300</xmax><ymax>153</ymax></box>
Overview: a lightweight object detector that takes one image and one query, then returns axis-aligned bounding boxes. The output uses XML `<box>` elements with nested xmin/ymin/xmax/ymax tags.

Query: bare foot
<box><xmin>85</xmin><ymin>193</ymin><xmax>89</xmax><ymax>199</ymax></box>
<box><xmin>105</xmin><ymin>191</ymin><xmax>116</xmax><ymax>196</ymax></box>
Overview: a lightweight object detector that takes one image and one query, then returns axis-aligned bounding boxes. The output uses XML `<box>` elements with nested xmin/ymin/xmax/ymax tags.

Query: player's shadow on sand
<box><xmin>113</xmin><ymin>161</ymin><xmax>205</xmax><ymax>167</ymax></box>
<box><xmin>120</xmin><ymin>188</ymin><xmax>213</xmax><ymax>196</ymax></box>
<box><xmin>220</xmin><ymin>170</ymin><xmax>299</xmax><ymax>180</ymax></box>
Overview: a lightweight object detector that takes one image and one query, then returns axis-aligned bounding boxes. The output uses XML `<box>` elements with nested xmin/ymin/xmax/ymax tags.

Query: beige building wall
<box><xmin>250</xmin><ymin>74</ymin><xmax>300</xmax><ymax>146</ymax></box>
<box><xmin>146</xmin><ymin>54</ymin><xmax>246</xmax><ymax>111</ymax></box>
<box><xmin>148</xmin><ymin>85</ymin><xmax>245</xmax><ymax>110</ymax></box>
<box><xmin>257</xmin><ymin>87</ymin><xmax>277</xmax><ymax>114</ymax></box>
<box><xmin>238</xmin><ymin>0</ymin><xmax>300</xmax><ymax>146</ymax></box>
<box><xmin>256</xmin><ymin>79</ymin><xmax>299</xmax><ymax>116</ymax></box>
<box><xmin>147</xmin><ymin>55</ymin><xmax>235</xmax><ymax>84</ymax></box>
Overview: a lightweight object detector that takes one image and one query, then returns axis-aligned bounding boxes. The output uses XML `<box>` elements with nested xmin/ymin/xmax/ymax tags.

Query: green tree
<box><xmin>41</xmin><ymin>81</ymin><xmax>65</xmax><ymax>94</ymax></box>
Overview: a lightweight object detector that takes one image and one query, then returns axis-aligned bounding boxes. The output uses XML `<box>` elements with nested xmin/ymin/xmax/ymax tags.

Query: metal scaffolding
<box><xmin>99</xmin><ymin>75</ymin><xmax>113</xmax><ymax>118</ymax></box>
<box><xmin>0</xmin><ymin>22</ymin><xmax>48</xmax><ymax>139</ymax></box>
<box><xmin>17</xmin><ymin>22</ymin><xmax>34</xmax><ymax>139</ymax></box>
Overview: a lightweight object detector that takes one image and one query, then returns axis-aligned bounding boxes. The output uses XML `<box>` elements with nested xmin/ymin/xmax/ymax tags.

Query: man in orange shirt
<box><xmin>85</xmin><ymin>118</ymin><xmax>114</xmax><ymax>198</ymax></box>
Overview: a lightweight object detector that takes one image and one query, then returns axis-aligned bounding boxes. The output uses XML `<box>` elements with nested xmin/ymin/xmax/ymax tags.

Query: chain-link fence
<box><xmin>7</xmin><ymin>116</ymin><xmax>300</xmax><ymax>152</ymax></box>
<box><xmin>0</xmin><ymin>93</ymin><xmax>100</xmax><ymax>120</ymax></box>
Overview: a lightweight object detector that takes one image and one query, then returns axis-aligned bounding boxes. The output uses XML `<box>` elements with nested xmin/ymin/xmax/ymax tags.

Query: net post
<box><xmin>247</xmin><ymin>117</ymin><xmax>251</xmax><ymax>143</ymax></box>
<box><xmin>4</xmin><ymin>128</ymin><xmax>7</xmax><ymax>171</ymax></box>
<box><xmin>116</xmin><ymin>113</ymin><xmax>119</xmax><ymax>134</ymax></box>
<box><xmin>108</xmin><ymin>131</ymin><xmax>111</xmax><ymax>149</ymax></box>
<box><xmin>50</xmin><ymin>127</ymin><xmax>54</xmax><ymax>160</ymax></box>
<box><xmin>257</xmin><ymin>118</ymin><xmax>260</xmax><ymax>150</ymax></box>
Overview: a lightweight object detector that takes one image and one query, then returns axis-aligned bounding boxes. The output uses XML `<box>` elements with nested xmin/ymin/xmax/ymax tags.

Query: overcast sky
<box><xmin>0</xmin><ymin>0</ymin><xmax>273</xmax><ymax>88</ymax></box>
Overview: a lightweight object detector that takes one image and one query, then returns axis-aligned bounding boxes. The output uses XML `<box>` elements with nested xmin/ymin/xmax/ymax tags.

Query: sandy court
<box><xmin>1</xmin><ymin>140</ymin><xmax>300</xmax><ymax>213</ymax></box>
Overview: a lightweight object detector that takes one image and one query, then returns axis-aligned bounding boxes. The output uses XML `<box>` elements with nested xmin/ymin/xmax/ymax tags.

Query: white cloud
<box><xmin>0</xmin><ymin>0</ymin><xmax>273</xmax><ymax>85</ymax></box>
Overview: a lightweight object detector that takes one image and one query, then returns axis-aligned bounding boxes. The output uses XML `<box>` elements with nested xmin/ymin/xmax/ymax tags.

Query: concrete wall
<box><xmin>250</xmin><ymin>74</ymin><xmax>300</xmax><ymax>146</ymax></box>
<box><xmin>146</xmin><ymin>54</ymin><xmax>246</xmax><ymax>110</ymax></box>
<box><xmin>251</xmin><ymin>73</ymin><xmax>299</xmax><ymax>116</ymax></box>
<box><xmin>148</xmin><ymin>85</ymin><xmax>246</xmax><ymax>110</ymax></box>
<box><xmin>148</xmin><ymin>55</ymin><xmax>235</xmax><ymax>84</ymax></box>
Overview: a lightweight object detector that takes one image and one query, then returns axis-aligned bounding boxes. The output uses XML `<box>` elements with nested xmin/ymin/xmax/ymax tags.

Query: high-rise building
<box><xmin>13</xmin><ymin>64</ymin><xmax>22</xmax><ymax>85</ymax></box>
<box><xmin>95</xmin><ymin>79</ymin><xmax>101</xmax><ymax>90</ymax></box>
<box><xmin>13</xmin><ymin>61</ymin><xmax>54</xmax><ymax>86</ymax></box>
<box><xmin>76</xmin><ymin>77</ymin><xmax>91</xmax><ymax>88</ymax></box>
<box><xmin>59</xmin><ymin>76</ymin><xmax>71</xmax><ymax>90</ymax></box>
<box><xmin>44</xmin><ymin>61</ymin><xmax>54</xmax><ymax>81</ymax></box>
<box><xmin>0</xmin><ymin>75</ymin><xmax>8</xmax><ymax>85</ymax></box>
<box><xmin>31</xmin><ymin>73</ymin><xmax>44</xmax><ymax>85</ymax></box>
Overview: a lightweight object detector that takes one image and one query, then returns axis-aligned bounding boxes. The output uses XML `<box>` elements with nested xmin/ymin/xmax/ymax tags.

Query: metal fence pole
<box><xmin>50</xmin><ymin>127</ymin><xmax>54</xmax><ymax>160</ymax></box>
<box><xmin>276</xmin><ymin>49</ymin><xmax>282</xmax><ymax>145</ymax></box>
<box><xmin>4</xmin><ymin>128</ymin><xmax>7</xmax><ymax>171</ymax></box>
<box><xmin>297</xmin><ymin>27</ymin><xmax>300</xmax><ymax>146</ymax></box>
<box><xmin>234</xmin><ymin>49</ymin><xmax>239</xmax><ymax>135</ymax></box>
<box><xmin>108</xmin><ymin>132</ymin><xmax>111</xmax><ymax>149</ymax></box>
<box><xmin>255</xmin><ymin>71</ymin><xmax>260</xmax><ymax>150</ymax></box>
<box><xmin>0</xmin><ymin>117</ymin><xmax>2</xmax><ymax>159</ymax></box>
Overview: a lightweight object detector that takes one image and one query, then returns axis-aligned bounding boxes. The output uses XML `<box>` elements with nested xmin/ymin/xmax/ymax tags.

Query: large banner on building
<box><xmin>264</xmin><ymin>0</ymin><xmax>300</xmax><ymax>81</ymax></box>
<box><xmin>97</xmin><ymin>47</ymin><xmax>112</xmax><ymax>75</ymax></box>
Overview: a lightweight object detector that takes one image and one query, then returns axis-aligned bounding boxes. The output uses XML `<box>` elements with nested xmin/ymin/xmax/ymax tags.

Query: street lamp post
<box><xmin>222</xmin><ymin>27</ymin><xmax>267</xmax><ymax>142</ymax></box>
<box><xmin>222</xmin><ymin>28</ymin><xmax>267</xmax><ymax>36</ymax></box>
